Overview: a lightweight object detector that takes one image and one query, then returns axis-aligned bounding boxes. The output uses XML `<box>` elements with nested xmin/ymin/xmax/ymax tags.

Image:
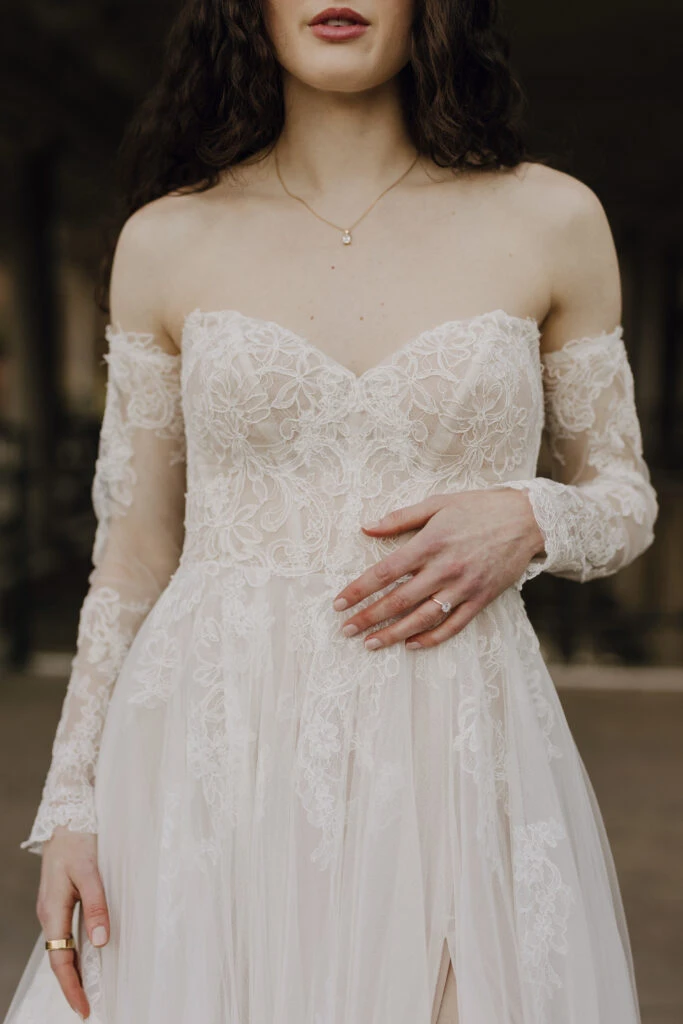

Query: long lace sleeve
<box><xmin>496</xmin><ymin>325</ymin><xmax>658</xmax><ymax>588</ymax></box>
<box><xmin>20</xmin><ymin>325</ymin><xmax>186</xmax><ymax>855</ymax></box>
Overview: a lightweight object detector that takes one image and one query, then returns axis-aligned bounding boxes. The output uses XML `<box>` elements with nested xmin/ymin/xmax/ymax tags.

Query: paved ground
<box><xmin>1</xmin><ymin>668</ymin><xmax>681</xmax><ymax>1022</ymax></box>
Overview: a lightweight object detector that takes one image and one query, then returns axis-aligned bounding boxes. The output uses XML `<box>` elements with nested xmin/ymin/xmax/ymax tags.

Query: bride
<box><xmin>5</xmin><ymin>1</ymin><xmax>657</xmax><ymax>1022</ymax></box>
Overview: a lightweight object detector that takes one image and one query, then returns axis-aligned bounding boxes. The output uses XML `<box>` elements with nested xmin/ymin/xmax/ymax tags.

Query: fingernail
<box><xmin>365</xmin><ymin>636</ymin><xmax>382</xmax><ymax>650</ymax></box>
<box><xmin>342</xmin><ymin>623</ymin><xmax>359</xmax><ymax>637</ymax></box>
<box><xmin>362</xmin><ymin>520</ymin><xmax>381</xmax><ymax>529</ymax></box>
<box><xmin>333</xmin><ymin>597</ymin><xmax>348</xmax><ymax>611</ymax></box>
<box><xmin>406</xmin><ymin>641</ymin><xmax>422</xmax><ymax>649</ymax></box>
<box><xmin>92</xmin><ymin>925</ymin><xmax>107</xmax><ymax>946</ymax></box>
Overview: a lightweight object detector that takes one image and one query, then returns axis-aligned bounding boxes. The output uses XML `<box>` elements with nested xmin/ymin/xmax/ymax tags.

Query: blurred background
<box><xmin>0</xmin><ymin>0</ymin><xmax>681</xmax><ymax>1020</ymax></box>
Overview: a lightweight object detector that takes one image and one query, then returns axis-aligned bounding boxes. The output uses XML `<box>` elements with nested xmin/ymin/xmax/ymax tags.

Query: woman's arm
<box><xmin>490</xmin><ymin>321</ymin><xmax>658</xmax><ymax>586</ymax></box>
<box><xmin>329</xmin><ymin>175</ymin><xmax>658</xmax><ymax>647</ymax></box>
<box><xmin>24</xmin><ymin>324</ymin><xmax>185</xmax><ymax>851</ymax></box>
<box><xmin>26</xmin><ymin>209</ymin><xmax>186</xmax><ymax>1019</ymax></box>
<box><xmin>22</xmin><ymin>211</ymin><xmax>186</xmax><ymax>854</ymax></box>
<box><xmin>488</xmin><ymin>173</ymin><xmax>657</xmax><ymax>585</ymax></box>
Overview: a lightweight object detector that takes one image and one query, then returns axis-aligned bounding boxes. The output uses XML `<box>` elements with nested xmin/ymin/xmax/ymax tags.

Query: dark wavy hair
<box><xmin>96</xmin><ymin>0</ymin><xmax>531</xmax><ymax>313</ymax></box>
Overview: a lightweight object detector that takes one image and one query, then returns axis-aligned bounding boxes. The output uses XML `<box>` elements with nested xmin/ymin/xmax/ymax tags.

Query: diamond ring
<box><xmin>429</xmin><ymin>596</ymin><xmax>452</xmax><ymax>615</ymax></box>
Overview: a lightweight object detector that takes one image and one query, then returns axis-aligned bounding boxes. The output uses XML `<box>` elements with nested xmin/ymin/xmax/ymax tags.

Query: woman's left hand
<box><xmin>332</xmin><ymin>489</ymin><xmax>546</xmax><ymax>650</ymax></box>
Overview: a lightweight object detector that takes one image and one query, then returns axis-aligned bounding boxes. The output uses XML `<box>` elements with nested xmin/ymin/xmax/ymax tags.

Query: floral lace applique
<box><xmin>512</xmin><ymin>817</ymin><xmax>575</xmax><ymax>1018</ymax></box>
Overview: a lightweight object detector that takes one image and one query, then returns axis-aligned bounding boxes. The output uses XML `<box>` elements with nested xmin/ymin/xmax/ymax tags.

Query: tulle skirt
<box><xmin>4</xmin><ymin>563</ymin><xmax>641</xmax><ymax>1023</ymax></box>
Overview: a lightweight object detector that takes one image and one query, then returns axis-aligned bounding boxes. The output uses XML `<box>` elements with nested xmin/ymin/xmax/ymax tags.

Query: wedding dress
<box><xmin>3</xmin><ymin>307</ymin><xmax>658</xmax><ymax>1024</ymax></box>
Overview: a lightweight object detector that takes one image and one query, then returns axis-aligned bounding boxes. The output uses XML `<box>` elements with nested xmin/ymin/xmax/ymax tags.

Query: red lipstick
<box><xmin>309</xmin><ymin>7</ymin><xmax>370</xmax><ymax>41</ymax></box>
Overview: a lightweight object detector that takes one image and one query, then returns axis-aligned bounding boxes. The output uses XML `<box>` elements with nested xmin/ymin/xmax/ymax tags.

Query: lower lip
<box><xmin>309</xmin><ymin>22</ymin><xmax>369</xmax><ymax>41</ymax></box>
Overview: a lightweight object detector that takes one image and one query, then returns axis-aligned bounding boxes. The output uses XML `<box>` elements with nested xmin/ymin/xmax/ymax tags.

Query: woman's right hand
<box><xmin>36</xmin><ymin>826</ymin><xmax>110</xmax><ymax>1020</ymax></box>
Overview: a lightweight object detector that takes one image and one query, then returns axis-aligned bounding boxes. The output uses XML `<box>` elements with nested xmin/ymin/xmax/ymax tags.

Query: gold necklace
<box><xmin>274</xmin><ymin>146</ymin><xmax>421</xmax><ymax>245</ymax></box>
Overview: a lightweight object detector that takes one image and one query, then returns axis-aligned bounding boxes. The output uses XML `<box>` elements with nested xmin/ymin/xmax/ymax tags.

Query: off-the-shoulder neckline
<box><xmin>179</xmin><ymin>306</ymin><xmax>541</xmax><ymax>382</ymax></box>
<box><xmin>104</xmin><ymin>308</ymin><xmax>624</xmax><ymax>380</ymax></box>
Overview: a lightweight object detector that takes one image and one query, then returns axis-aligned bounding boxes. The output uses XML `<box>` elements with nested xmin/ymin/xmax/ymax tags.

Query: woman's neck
<box><xmin>269</xmin><ymin>71</ymin><xmax>418</xmax><ymax>198</ymax></box>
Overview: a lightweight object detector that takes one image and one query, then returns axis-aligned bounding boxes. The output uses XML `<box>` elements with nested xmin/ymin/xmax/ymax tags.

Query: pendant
<box><xmin>341</xmin><ymin>229</ymin><xmax>352</xmax><ymax>245</ymax></box>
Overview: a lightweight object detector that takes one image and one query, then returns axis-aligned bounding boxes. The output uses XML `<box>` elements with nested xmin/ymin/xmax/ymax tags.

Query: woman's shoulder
<box><xmin>108</xmin><ymin>193</ymin><xmax>207</xmax><ymax>350</ymax></box>
<box><xmin>110</xmin><ymin>180</ymin><xmax>244</xmax><ymax>347</ymax></box>
<box><xmin>503</xmin><ymin>160</ymin><xmax>610</xmax><ymax>238</ymax></box>
<box><xmin>130</xmin><ymin>164</ymin><xmax>263</xmax><ymax>241</ymax></box>
<box><xmin>496</xmin><ymin>161</ymin><xmax>617</xmax><ymax>301</ymax></box>
<box><xmin>116</xmin><ymin>168</ymin><xmax>259</xmax><ymax>271</ymax></box>
<box><xmin>116</xmin><ymin>184</ymin><xmax>225</xmax><ymax>266</ymax></box>
<box><xmin>503</xmin><ymin>162</ymin><xmax>620</xmax><ymax>347</ymax></box>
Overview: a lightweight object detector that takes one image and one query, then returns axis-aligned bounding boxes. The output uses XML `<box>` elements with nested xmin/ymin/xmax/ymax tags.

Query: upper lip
<box><xmin>309</xmin><ymin>7</ymin><xmax>370</xmax><ymax>26</ymax></box>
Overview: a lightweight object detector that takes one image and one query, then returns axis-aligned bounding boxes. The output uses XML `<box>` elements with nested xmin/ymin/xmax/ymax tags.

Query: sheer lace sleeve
<box><xmin>20</xmin><ymin>325</ymin><xmax>186</xmax><ymax>855</ymax></box>
<box><xmin>495</xmin><ymin>325</ymin><xmax>658</xmax><ymax>588</ymax></box>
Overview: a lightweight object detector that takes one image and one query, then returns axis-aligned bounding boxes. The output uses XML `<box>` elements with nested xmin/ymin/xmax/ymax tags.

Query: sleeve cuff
<box><xmin>486</xmin><ymin>479</ymin><xmax>560</xmax><ymax>589</ymax></box>
<box><xmin>20</xmin><ymin>797</ymin><xmax>99</xmax><ymax>855</ymax></box>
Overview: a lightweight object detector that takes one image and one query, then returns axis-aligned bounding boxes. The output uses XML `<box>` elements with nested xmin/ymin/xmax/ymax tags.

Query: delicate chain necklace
<box><xmin>274</xmin><ymin>146</ymin><xmax>421</xmax><ymax>245</ymax></box>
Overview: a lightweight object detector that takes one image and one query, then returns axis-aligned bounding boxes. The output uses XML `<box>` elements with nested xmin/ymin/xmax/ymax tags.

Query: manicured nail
<box><xmin>365</xmin><ymin>636</ymin><xmax>382</xmax><ymax>650</ymax></box>
<box><xmin>92</xmin><ymin>926</ymin><xmax>107</xmax><ymax>946</ymax></box>
<box><xmin>362</xmin><ymin>520</ymin><xmax>381</xmax><ymax>529</ymax></box>
<box><xmin>406</xmin><ymin>641</ymin><xmax>422</xmax><ymax>649</ymax></box>
<box><xmin>342</xmin><ymin>623</ymin><xmax>359</xmax><ymax>637</ymax></box>
<box><xmin>333</xmin><ymin>597</ymin><xmax>348</xmax><ymax>611</ymax></box>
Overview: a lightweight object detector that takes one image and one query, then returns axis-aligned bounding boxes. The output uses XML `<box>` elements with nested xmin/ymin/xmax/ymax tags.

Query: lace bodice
<box><xmin>179</xmin><ymin>308</ymin><xmax>546</xmax><ymax>578</ymax></box>
<box><xmin>20</xmin><ymin>308</ymin><xmax>658</xmax><ymax>853</ymax></box>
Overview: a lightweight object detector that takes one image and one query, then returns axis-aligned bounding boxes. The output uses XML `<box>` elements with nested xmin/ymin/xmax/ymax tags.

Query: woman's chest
<box><xmin>166</xmin><ymin>174</ymin><xmax>550</xmax><ymax>372</ymax></box>
<box><xmin>180</xmin><ymin>308</ymin><xmax>545</xmax><ymax>481</ymax></box>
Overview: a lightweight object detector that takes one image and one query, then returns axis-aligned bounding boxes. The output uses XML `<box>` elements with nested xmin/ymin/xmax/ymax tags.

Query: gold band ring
<box><xmin>45</xmin><ymin>936</ymin><xmax>76</xmax><ymax>951</ymax></box>
<box><xmin>430</xmin><ymin>596</ymin><xmax>453</xmax><ymax>615</ymax></box>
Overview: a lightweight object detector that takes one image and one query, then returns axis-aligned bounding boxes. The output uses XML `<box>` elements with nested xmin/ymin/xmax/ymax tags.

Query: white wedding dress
<box><xmin>4</xmin><ymin>307</ymin><xmax>657</xmax><ymax>1024</ymax></box>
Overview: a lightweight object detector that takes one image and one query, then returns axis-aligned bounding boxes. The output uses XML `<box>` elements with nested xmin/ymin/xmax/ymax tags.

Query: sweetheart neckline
<box><xmin>181</xmin><ymin>306</ymin><xmax>541</xmax><ymax>382</ymax></box>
